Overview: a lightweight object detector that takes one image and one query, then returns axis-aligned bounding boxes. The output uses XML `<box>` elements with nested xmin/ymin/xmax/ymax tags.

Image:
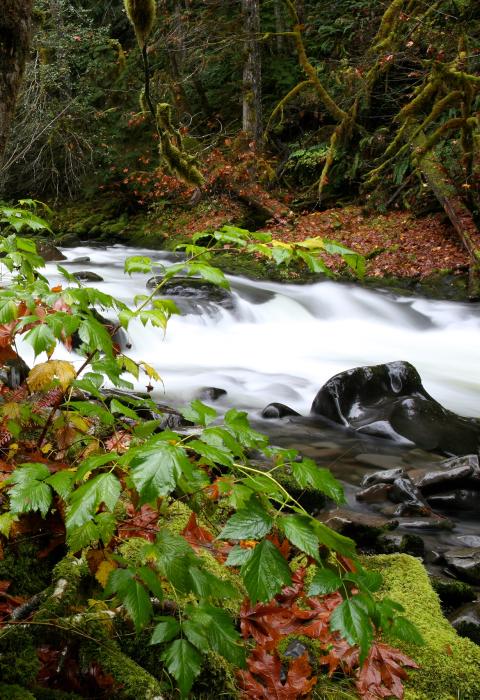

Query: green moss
<box><xmin>430</xmin><ymin>576</ymin><xmax>476</xmax><ymax>613</ymax></box>
<box><xmin>36</xmin><ymin>556</ymin><xmax>89</xmax><ymax>618</ymax></box>
<box><xmin>193</xmin><ymin>649</ymin><xmax>240</xmax><ymax>699</ymax></box>
<box><xmin>366</xmin><ymin>554</ymin><xmax>480</xmax><ymax>700</ymax></box>
<box><xmin>0</xmin><ymin>541</ymin><xmax>53</xmax><ymax>596</ymax></box>
<box><xmin>80</xmin><ymin>638</ymin><xmax>165</xmax><ymax>700</ymax></box>
<box><xmin>0</xmin><ymin>627</ymin><xmax>40</xmax><ymax>686</ymax></box>
<box><xmin>33</xmin><ymin>690</ymin><xmax>83</xmax><ymax>700</ymax></box>
<box><xmin>0</xmin><ymin>685</ymin><xmax>36</xmax><ymax>700</ymax></box>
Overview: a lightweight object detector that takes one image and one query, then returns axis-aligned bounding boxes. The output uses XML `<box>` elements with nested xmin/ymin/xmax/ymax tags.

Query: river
<box><xmin>34</xmin><ymin>244</ymin><xmax>480</xmax><ymax>560</ymax></box>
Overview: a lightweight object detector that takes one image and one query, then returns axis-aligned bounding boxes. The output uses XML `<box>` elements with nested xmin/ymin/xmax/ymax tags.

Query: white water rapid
<box><xmin>35</xmin><ymin>245</ymin><xmax>480</xmax><ymax>420</ymax></box>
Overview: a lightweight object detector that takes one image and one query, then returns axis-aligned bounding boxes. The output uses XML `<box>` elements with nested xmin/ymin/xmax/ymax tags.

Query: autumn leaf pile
<box><xmin>182</xmin><ymin>515</ymin><xmax>419</xmax><ymax>700</ymax></box>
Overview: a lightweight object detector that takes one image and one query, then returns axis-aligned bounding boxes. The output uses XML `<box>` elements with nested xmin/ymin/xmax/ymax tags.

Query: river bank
<box><xmin>51</xmin><ymin>195</ymin><xmax>474</xmax><ymax>301</ymax></box>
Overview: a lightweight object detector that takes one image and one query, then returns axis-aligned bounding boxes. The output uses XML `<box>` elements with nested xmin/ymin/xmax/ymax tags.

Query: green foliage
<box><xmin>0</xmin><ymin>211</ymin><xmax>420</xmax><ymax>698</ymax></box>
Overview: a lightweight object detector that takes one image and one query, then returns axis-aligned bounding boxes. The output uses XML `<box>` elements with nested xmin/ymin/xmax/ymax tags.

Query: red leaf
<box><xmin>117</xmin><ymin>503</ymin><xmax>159</xmax><ymax>542</ymax></box>
<box><xmin>238</xmin><ymin>648</ymin><xmax>316</xmax><ymax>699</ymax></box>
<box><xmin>180</xmin><ymin>512</ymin><xmax>232</xmax><ymax>562</ymax></box>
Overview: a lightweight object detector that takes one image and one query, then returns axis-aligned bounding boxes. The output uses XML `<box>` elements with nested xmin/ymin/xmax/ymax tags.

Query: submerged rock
<box><xmin>73</xmin><ymin>270</ymin><xmax>104</xmax><ymax>282</ymax></box>
<box><xmin>197</xmin><ymin>387</ymin><xmax>227</xmax><ymax>401</ymax></box>
<box><xmin>310</xmin><ymin>361</ymin><xmax>480</xmax><ymax>455</ymax></box>
<box><xmin>261</xmin><ymin>402</ymin><xmax>300</xmax><ymax>419</ymax></box>
<box><xmin>146</xmin><ymin>275</ymin><xmax>235</xmax><ymax>314</ymax></box>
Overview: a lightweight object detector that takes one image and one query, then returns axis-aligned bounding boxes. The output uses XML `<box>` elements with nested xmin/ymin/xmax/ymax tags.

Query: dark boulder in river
<box><xmin>146</xmin><ymin>276</ymin><xmax>235</xmax><ymax>315</ymax></box>
<box><xmin>310</xmin><ymin>361</ymin><xmax>480</xmax><ymax>455</ymax></box>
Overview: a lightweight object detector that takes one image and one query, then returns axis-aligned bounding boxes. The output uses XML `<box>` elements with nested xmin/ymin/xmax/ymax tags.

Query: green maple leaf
<box><xmin>240</xmin><ymin>539</ymin><xmax>292</xmax><ymax>603</ymax></box>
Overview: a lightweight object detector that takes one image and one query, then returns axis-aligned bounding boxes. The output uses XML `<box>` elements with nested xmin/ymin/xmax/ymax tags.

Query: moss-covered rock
<box><xmin>366</xmin><ymin>553</ymin><xmax>480</xmax><ymax>700</ymax></box>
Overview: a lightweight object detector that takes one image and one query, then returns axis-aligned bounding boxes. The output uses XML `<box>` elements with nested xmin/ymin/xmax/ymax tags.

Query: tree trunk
<box><xmin>274</xmin><ymin>0</ymin><xmax>285</xmax><ymax>53</ymax></box>
<box><xmin>0</xmin><ymin>0</ymin><xmax>34</xmax><ymax>167</ymax></box>
<box><xmin>242</xmin><ymin>0</ymin><xmax>263</xmax><ymax>146</ymax></box>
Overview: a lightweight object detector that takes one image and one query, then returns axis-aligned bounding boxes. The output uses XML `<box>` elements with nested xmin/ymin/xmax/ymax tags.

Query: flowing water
<box><xmin>35</xmin><ymin>244</ymin><xmax>480</xmax><ymax>558</ymax></box>
<box><xmin>40</xmin><ymin>245</ymin><xmax>480</xmax><ymax>418</ymax></box>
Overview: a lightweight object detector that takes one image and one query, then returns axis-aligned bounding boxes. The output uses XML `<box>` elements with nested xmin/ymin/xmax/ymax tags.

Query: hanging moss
<box><xmin>123</xmin><ymin>0</ymin><xmax>156</xmax><ymax>47</ymax></box>
<box><xmin>156</xmin><ymin>103</ymin><xmax>204</xmax><ymax>187</ymax></box>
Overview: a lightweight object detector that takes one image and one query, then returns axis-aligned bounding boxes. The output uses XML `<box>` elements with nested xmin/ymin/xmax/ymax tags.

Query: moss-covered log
<box><xmin>413</xmin><ymin>130</ymin><xmax>480</xmax><ymax>298</ymax></box>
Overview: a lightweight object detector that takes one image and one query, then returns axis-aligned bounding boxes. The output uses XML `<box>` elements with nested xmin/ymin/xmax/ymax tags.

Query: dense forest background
<box><xmin>1</xmin><ymin>0</ymin><xmax>479</xmax><ymax>225</ymax></box>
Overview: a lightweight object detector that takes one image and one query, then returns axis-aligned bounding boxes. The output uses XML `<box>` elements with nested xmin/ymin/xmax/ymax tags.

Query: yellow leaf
<box><xmin>67</xmin><ymin>413</ymin><xmax>90</xmax><ymax>432</ymax></box>
<box><xmin>95</xmin><ymin>560</ymin><xmax>118</xmax><ymax>588</ymax></box>
<box><xmin>140</xmin><ymin>361</ymin><xmax>161</xmax><ymax>381</ymax></box>
<box><xmin>28</xmin><ymin>360</ymin><xmax>76</xmax><ymax>391</ymax></box>
<box><xmin>41</xmin><ymin>442</ymin><xmax>53</xmax><ymax>454</ymax></box>
<box><xmin>297</xmin><ymin>237</ymin><xmax>325</xmax><ymax>250</ymax></box>
<box><xmin>1</xmin><ymin>403</ymin><xmax>21</xmax><ymax>420</ymax></box>
<box><xmin>80</xmin><ymin>439</ymin><xmax>101</xmax><ymax>460</ymax></box>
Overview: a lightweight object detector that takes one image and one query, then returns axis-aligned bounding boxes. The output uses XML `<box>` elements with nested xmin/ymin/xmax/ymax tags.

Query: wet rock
<box><xmin>356</xmin><ymin>482</ymin><xmax>393</xmax><ymax>503</ymax></box>
<box><xmin>457</xmin><ymin>536</ymin><xmax>480</xmax><ymax>548</ymax></box>
<box><xmin>417</xmin><ymin>465</ymin><xmax>477</xmax><ymax>492</ymax></box>
<box><xmin>360</xmin><ymin>467</ymin><xmax>405</xmax><ymax>487</ymax></box>
<box><xmin>449</xmin><ymin>603</ymin><xmax>480</xmax><ymax>645</ymax></box>
<box><xmin>0</xmin><ymin>357</ymin><xmax>30</xmax><ymax>389</ymax></box>
<box><xmin>400</xmin><ymin>516</ymin><xmax>454</xmax><ymax>530</ymax></box>
<box><xmin>317</xmin><ymin>508</ymin><xmax>397</xmax><ymax>546</ymax></box>
<box><xmin>444</xmin><ymin>548</ymin><xmax>480</xmax><ymax>584</ymax></box>
<box><xmin>310</xmin><ymin>361</ymin><xmax>480</xmax><ymax>455</ymax></box>
<box><xmin>441</xmin><ymin>454</ymin><xmax>480</xmax><ymax>471</ymax></box>
<box><xmin>390</xmin><ymin>477</ymin><xmax>428</xmax><ymax>505</ymax></box>
<box><xmin>283</xmin><ymin>639</ymin><xmax>309</xmax><ymax>660</ymax></box>
<box><xmin>36</xmin><ymin>241</ymin><xmax>66</xmax><ymax>262</ymax></box>
<box><xmin>146</xmin><ymin>275</ymin><xmax>234</xmax><ymax>313</ymax></box>
<box><xmin>389</xmin><ymin>477</ymin><xmax>431</xmax><ymax>516</ymax></box>
<box><xmin>430</xmin><ymin>577</ymin><xmax>476</xmax><ymax>611</ymax></box>
<box><xmin>197</xmin><ymin>387</ymin><xmax>227</xmax><ymax>401</ymax></box>
<box><xmin>73</xmin><ymin>270</ymin><xmax>104</xmax><ymax>282</ymax></box>
<box><xmin>377</xmin><ymin>533</ymin><xmax>425</xmax><ymax>557</ymax></box>
<box><xmin>69</xmin><ymin>256</ymin><xmax>91</xmax><ymax>264</ymax></box>
<box><xmin>261</xmin><ymin>402</ymin><xmax>300</xmax><ymax>419</ymax></box>
<box><xmin>427</xmin><ymin>490</ymin><xmax>479</xmax><ymax>512</ymax></box>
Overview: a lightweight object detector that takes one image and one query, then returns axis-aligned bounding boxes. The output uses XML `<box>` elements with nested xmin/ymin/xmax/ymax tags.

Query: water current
<box><xmin>31</xmin><ymin>244</ymin><xmax>480</xmax><ymax>558</ymax></box>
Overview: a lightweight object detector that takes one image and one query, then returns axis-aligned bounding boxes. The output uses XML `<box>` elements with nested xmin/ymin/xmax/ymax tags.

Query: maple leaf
<box><xmin>28</xmin><ymin>360</ymin><xmax>76</xmax><ymax>391</ymax></box>
<box><xmin>238</xmin><ymin>648</ymin><xmax>316</xmax><ymax>699</ymax></box>
<box><xmin>117</xmin><ymin>503</ymin><xmax>160</xmax><ymax>542</ymax></box>
<box><xmin>355</xmin><ymin>643</ymin><xmax>418</xmax><ymax>700</ymax></box>
<box><xmin>180</xmin><ymin>512</ymin><xmax>232</xmax><ymax>561</ymax></box>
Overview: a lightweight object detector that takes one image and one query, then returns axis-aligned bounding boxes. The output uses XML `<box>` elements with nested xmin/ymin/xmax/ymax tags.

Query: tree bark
<box><xmin>242</xmin><ymin>0</ymin><xmax>263</xmax><ymax>146</ymax></box>
<box><xmin>0</xmin><ymin>0</ymin><xmax>34</xmax><ymax>167</ymax></box>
